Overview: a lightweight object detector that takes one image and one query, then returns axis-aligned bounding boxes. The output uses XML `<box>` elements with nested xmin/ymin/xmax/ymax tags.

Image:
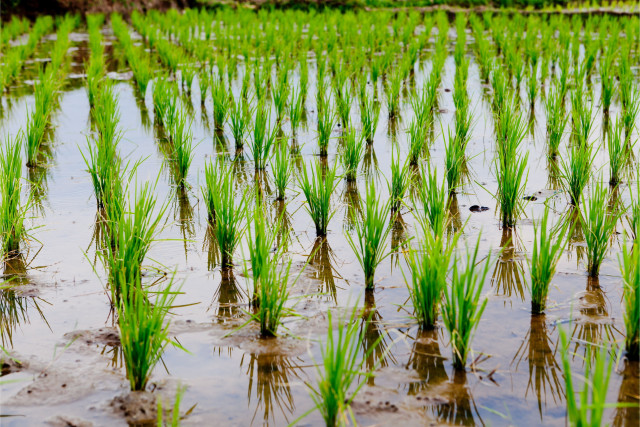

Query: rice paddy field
<box><xmin>1</xmin><ymin>7</ymin><xmax>639</xmax><ymax>426</ymax></box>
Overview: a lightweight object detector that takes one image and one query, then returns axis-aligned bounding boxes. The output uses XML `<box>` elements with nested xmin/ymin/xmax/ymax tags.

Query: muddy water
<box><xmin>0</xmin><ymin>24</ymin><xmax>638</xmax><ymax>427</ymax></box>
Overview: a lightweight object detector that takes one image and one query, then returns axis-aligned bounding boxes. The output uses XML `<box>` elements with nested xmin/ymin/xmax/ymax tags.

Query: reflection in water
<box><xmin>435</xmin><ymin>370</ymin><xmax>483</xmax><ymax>426</ymax></box>
<box><xmin>491</xmin><ymin>228</ymin><xmax>526</xmax><ymax>303</ymax></box>
<box><xmin>210</xmin><ymin>268</ymin><xmax>244</xmax><ymax>321</ymax></box>
<box><xmin>571</xmin><ymin>277</ymin><xmax>621</xmax><ymax>360</ymax></box>
<box><xmin>1</xmin><ymin>257</ymin><xmax>49</xmax><ymax>347</ymax></box>
<box><xmin>242</xmin><ymin>351</ymin><xmax>302</xmax><ymax>425</ymax></box>
<box><xmin>390</xmin><ymin>212</ymin><xmax>408</xmax><ymax>268</ymax></box>
<box><xmin>406</xmin><ymin>327</ymin><xmax>448</xmax><ymax>395</ymax></box>
<box><xmin>254</xmin><ymin>170</ymin><xmax>272</xmax><ymax>201</ymax></box>
<box><xmin>173</xmin><ymin>187</ymin><xmax>195</xmax><ymax>261</ymax></box>
<box><xmin>512</xmin><ymin>314</ymin><xmax>564</xmax><ymax>421</ymax></box>
<box><xmin>342</xmin><ymin>181</ymin><xmax>362</xmax><ymax>232</ymax></box>
<box><xmin>204</xmin><ymin>224</ymin><xmax>220</xmax><ymax>270</ymax></box>
<box><xmin>613</xmin><ymin>359</ymin><xmax>640</xmax><ymax>427</ymax></box>
<box><xmin>447</xmin><ymin>194</ymin><xmax>463</xmax><ymax>235</ymax></box>
<box><xmin>546</xmin><ymin>155</ymin><xmax>562</xmax><ymax>191</ymax></box>
<box><xmin>307</xmin><ymin>237</ymin><xmax>340</xmax><ymax>303</ymax></box>
<box><xmin>361</xmin><ymin>291</ymin><xmax>395</xmax><ymax>385</ymax></box>
<box><xmin>362</xmin><ymin>145</ymin><xmax>379</xmax><ymax>179</ymax></box>
<box><xmin>565</xmin><ymin>207</ymin><xmax>586</xmax><ymax>268</ymax></box>
<box><xmin>273</xmin><ymin>200</ymin><xmax>292</xmax><ymax>252</ymax></box>
<box><xmin>215</xmin><ymin>129</ymin><xmax>229</xmax><ymax>154</ymax></box>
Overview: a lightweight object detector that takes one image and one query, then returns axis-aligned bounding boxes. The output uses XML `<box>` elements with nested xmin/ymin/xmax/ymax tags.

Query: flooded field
<box><xmin>1</xmin><ymin>9</ymin><xmax>639</xmax><ymax>426</ymax></box>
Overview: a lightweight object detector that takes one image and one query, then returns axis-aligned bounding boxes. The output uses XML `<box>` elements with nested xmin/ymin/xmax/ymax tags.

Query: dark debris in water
<box><xmin>469</xmin><ymin>205</ymin><xmax>490</xmax><ymax>213</ymax></box>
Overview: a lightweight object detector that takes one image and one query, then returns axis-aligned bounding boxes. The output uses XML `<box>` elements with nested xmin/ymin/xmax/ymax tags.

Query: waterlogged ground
<box><xmin>1</xmin><ymin>15</ymin><xmax>639</xmax><ymax>427</ymax></box>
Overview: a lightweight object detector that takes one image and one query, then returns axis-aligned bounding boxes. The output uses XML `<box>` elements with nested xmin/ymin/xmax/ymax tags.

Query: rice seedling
<box><xmin>622</xmin><ymin>87</ymin><xmax>639</xmax><ymax>139</ymax></box>
<box><xmin>528</xmin><ymin>206</ymin><xmax>570</xmax><ymax>314</ymax></box>
<box><xmin>307</xmin><ymin>308</ymin><xmax>382</xmax><ymax>427</ymax></box>
<box><xmin>211</xmin><ymin>78</ymin><xmax>230</xmax><ymax>130</ymax></box>
<box><xmin>249</xmin><ymin>103</ymin><xmax>277</xmax><ymax>170</ymax></box>
<box><xmin>115</xmin><ymin>277</ymin><xmax>180</xmax><ymax>391</ymax></box>
<box><xmin>580</xmin><ymin>180</ymin><xmax>622</xmax><ymax>277</ymax></box>
<box><xmin>544</xmin><ymin>85</ymin><xmax>567</xmax><ymax>157</ymax></box>
<box><xmin>206</xmin><ymin>162</ymin><xmax>247</xmax><ymax>268</ymax></box>
<box><xmin>317</xmin><ymin>103</ymin><xmax>336</xmax><ymax>157</ymax></box>
<box><xmin>360</xmin><ymin>91</ymin><xmax>380</xmax><ymax>144</ymax></box>
<box><xmin>272</xmin><ymin>76</ymin><xmax>289</xmax><ymax>122</ymax></box>
<box><xmin>169</xmin><ymin>106</ymin><xmax>194</xmax><ymax>188</ymax></box>
<box><xmin>229</xmin><ymin>97</ymin><xmax>251</xmax><ymax>149</ymax></box>
<box><xmin>413</xmin><ymin>164</ymin><xmax>449</xmax><ymax>237</ymax></box>
<box><xmin>388</xmin><ymin>147</ymin><xmax>410</xmax><ymax>212</ymax></box>
<box><xmin>340</xmin><ymin>129</ymin><xmax>365</xmax><ymax>183</ymax></box>
<box><xmin>441</xmin><ymin>235</ymin><xmax>491</xmax><ymax>370</ymax></box>
<box><xmin>444</xmin><ymin>128</ymin><xmax>465</xmax><ymax>194</ymax></box>
<box><xmin>600</xmin><ymin>53</ymin><xmax>616</xmax><ymax>114</ymax></box>
<box><xmin>345</xmin><ymin>183</ymin><xmax>392</xmax><ymax>290</ymax></box>
<box><xmin>298</xmin><ymin>159</ymin><xmax>339</xmax><ymax>237</ymax></box>
<box><xmin>607</xmin><ymin>117</ymin><xmax>626</xmax><ymax>186</ymax></box>
<box><xmin>619</xmin><ymin>239</ymin><xmax>639</xmax><ymax>360</ymax></box>
<box><xmin>494</xmin><ymin>107</ymin><xmax>529</xmax><ymax>228</ymax></box>
<box><xmin>245</xmin><ymin>199</ymin><xmax>277</xmax><ymax>305</ymax></box>
<box><xmin>404</xmin><ymin>228</ymin><xmax>459</xmax><ymax>329</ymax></box>
<box><xmin>334</xmin><ymin>82</ymin><xmax>352</xmax><ymax>127</ymax></box>
<box><xmin>288</xmin><ymin>87</ymin><xmax>305</xmax><ymax>134</ymax></box>
<box><xmin>0</xmin><ymin>134</ymin><xmax>28</xmax><ymax>256</ymax></box>
<box><xmin>407</xmin><ymin>119</ymin><xmax>427</xmax><ymax>166</ymax></box>
<box><xmin>560</xmin><ymin>140</ymin><xmax>595</xmax><ymax>206</ymax></box>
<box><xmin>570</xmin><ymin>88</ymin><xmax>595</xmax><ymax>147</ymax></box>
<box><xmin>156</xmin><ymin>384</ymin><xmax>186</xmax><ymax>427</ymax></box>
<box><xmin>24</xmin><ymin>107</ymin><xmax>48</xmax><ymax>168</ymax></box>
<box><xmin>270</xmin><ymin>141</ymin><xmax>292</xmax><ymax>201</ymax></box>
<box><xmin>558</xmin><ymin>328</ymin><xmax>618</xmax><ymax>426</ymax></box>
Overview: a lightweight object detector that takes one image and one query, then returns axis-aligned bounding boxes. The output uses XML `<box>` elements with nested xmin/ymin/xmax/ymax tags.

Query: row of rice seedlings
<box><xmin>298</xmin><ymin>160</ymin><xmax>339</xmax><ymax>237</ymax></box>
<box><xmin>528</xmin><ymin>206</ymin><xmax>570</xmax><ymax>314</ymax></box>
<box><xmin>0</xmin><ymin>135</ymin><xmax>30</xmax><ymax>257</ymax></box>
<box><xmin>86</xmin><ymin>14</ymin><xmax>106</xmax><ymax>108</ymax></box>
<box><xmin>83</xmin><ymin>82</ymin><xmax>124</xmax><ymax>210</ymax></box>
<box><xmin>0</xmin><ymin>16</ymin><xmax>53</xmax><ymax>91</ymax></box>
<box><xmin>494</xmin><ymin>100</ymin><xmax>529</xmax><ymax>228</ymax></box>
<box><xmin>580</xmin><ymin>180</ymin><xmax>622</xmax><ymax>277</ymax></box>
<box><xmin>345</xmin><ymin>183</ymin><xmax>392</xmax><ymax>290</ymax></box>
<box><xmin>111</xmin><ymin>14</ymin><xmax>154</xmax><ymax>94</ymax></box>
<box><xmin>202</xmin><ymin>159</ymin><xmax>247</xmax><ymax>268</ymax></box>
<box><xmin>0</xmin><ymin>16</ymin><xmax>29</xmax><ymax>48</ymax></box>
<box><xmin>48</xmin><ymin>15</ymin><xmax>78</xmax><ymax>77</ymax></box>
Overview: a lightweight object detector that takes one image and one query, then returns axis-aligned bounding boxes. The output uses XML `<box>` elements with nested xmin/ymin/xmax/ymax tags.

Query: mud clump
<box><xmin>1</xmin><ymin>353</ymin><xmax>23</xmax><ymax>376</ymax></box>
<box><xmin>46</xmin><ymin>414</ymin><xmax>93</xmax><ymax>427</ymax></box>
<box><xmin>110</xmin><ymin>391</ymin><xmax>157</xmax><ymax>426</ymax></box>
<box><xmin>64</xmin><ymin>327</ymin><xmax>120</xmax><ymax>347</ymax></box>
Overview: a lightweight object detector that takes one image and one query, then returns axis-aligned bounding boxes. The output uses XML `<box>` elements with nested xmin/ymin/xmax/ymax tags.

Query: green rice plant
<box><xmin>444</xmin><ymin>128</ymin><xmax>465</xmax><ymax>194</ymax></box>
<box><xmin>345</xmin><ymin>183</ymin><xmax>392</xmax><ymax>290</ymax></box>
<box><xmin>494</xmin><ymin>109</ymin><xmax>529</xmax><ymax>228</ymax></box>
<box><xmin>385</xmin><ymin>71</ymin><xmax>403</xmax><ymax>118</ymax></box>
<box><xmin>580</xmin><ymin>180</ymin><xmax>622</xmax><ymax>277</ymax></box>
<box><xmin>24</xmin><ymin>107</ymin><xmax>48</xmax><ymax>168</ymax></box>
<box><xmin>211</xmin><ymin>78</ymin><xmax>229</xmax><ymax>130</ymax></box>
<box><xmin>558</xmin><ymin>328</ymin><xmax>617</xmax><ymax>426</ymax></box>
<box><xmin>245</xmin><ymin>199</ymin><xmax>277</xmax><ymax>305</ymax></box>
<box><xmin>298</xmin><ymin>159</ymin><xmax>339</xmax><ymax>237</ymax></box>
<box><xmin>251</xmin><ymin>250</ymin><xmax>294</xmax><ymax>337</ymax></box>
<box><xmin>156</xmin><ymin>384</ymin><xmax>186</xmax><ymax>427</ymax></box>
<box><xmin>272</xmin><ymin>76</ymin><xmax>289</xmax><ymax>121</ymax></box>
<box><xmin>229</xmin><ymin>97</ymin><xmax>251</xmax><ymax>149</ymax></box>
<box><xmin>249</xmin><ymin>103</ymin><xmax>277</xmax><ymax>170</ymax></box>
<box><xmin>441</xmin><ymin>235</ymin><xmax>491</xmax><ymax>370</ymax></box>
<box><xmin>560</xmin><ymin>141</ymin><xmax>595</xmax><ymax>206</ymax></box>
<box><xmin>201</xmin><ymin>158</ymin><xmax>223</xmax><ymax>222</ymax></box>
<box><xmin>619</xmin><ymin>239</ymin><xmax>639</xmax><ymax>360</ymax></box>
<box><xmin>407</xmin><ymin>119</ymin><xmax>427</xmax><ymax>166</ymax></box>
<box><xmin>360</xmin><ymin>91</ymin><xmax>380</xmax><ymax>144</ymax></box>
<box><xmin>317</xmin><ymin>103</ymin><xmax>336</xmax><ymax>157</ymax></box>
<box><xmin>209</xmin><ymin>163</ymin><xmax>247</xmax><ymax>268</ymax></box>
<box><xmin>414</xmin><ymin>164</ymin><xmax>448</xmax><ymax>237</ymax></box>
<box><xmin>600</xmin><ymin>54</ymin><xmax>615</xmax><ymax>114</ymax></box>
<box><xmin>528</xmin><ymin>206</ymin><xmax>570</xmax><ymax>314</ymax></box>
<box><xmin>607</xmin><ymin>117</ymin><xmax>625</xmax><ymax>186</ymax></box>
<box><xmin>307</xmin><ymin>308</ymin><xmax>382</xmax><ymax>427</ymax></box>
<box><xmin>288</xmin><ymin>87</ymin><xmax>304</xmax><ymax>134</ymax></box>
<box><xmin>404</xmin><ymin>229</ymin><xmax>459</xmax><ymax>329</ymax></box>
<box><xmin>115</xmin><ymin>278</ymin><xmax>180</xmax><ymax>391</ymax></box>
<box><xmin>570</xmin><ymin>88</ymin><xmax>595</xmax><ymax>147</ymax></box>
<box><xmin>198</xmin><ymin>71</ymin><xmax>210</xmax><ymax>104</ymax></box>
<box><xmin>388</xmin><ymin>147</ymin><xmax>410</xmax><ymax>212</ymax></box>
<box><xmin>526</xmin><ymin>62</ymin><xmax>538</xmax><ymax>107</ymax></box>
<box><xmin>340</xmin><ymin>129</ymin><xmax>365</xmax><ymax>183</ymax></box>
<box><xmin>622</xmin><ymin>87</ymin><xmax>639</xmax><ymax>139</ymax></box>
<box><xmin>270</xmin><ymin>142</ymin><xmax>292</xmax><ymax>201</ymax></box>
<box><xmin>544</xmin><ymin>85</ymin><xmax>567</xmax><ymax>157</ymax></box>
<box><xmin>0</xmin><ymin>134</ymin><xmax>28</xmax><ymax>256</ymax></box>
<box><xmin>334</xmin><ymin>82</ymin><xmax>352</xmax><ymax>127</ymax></box>
<box><xmin>169</xmin><ymin>107</ymin><xmax>194</xmax><ymax>188</ymax></box>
